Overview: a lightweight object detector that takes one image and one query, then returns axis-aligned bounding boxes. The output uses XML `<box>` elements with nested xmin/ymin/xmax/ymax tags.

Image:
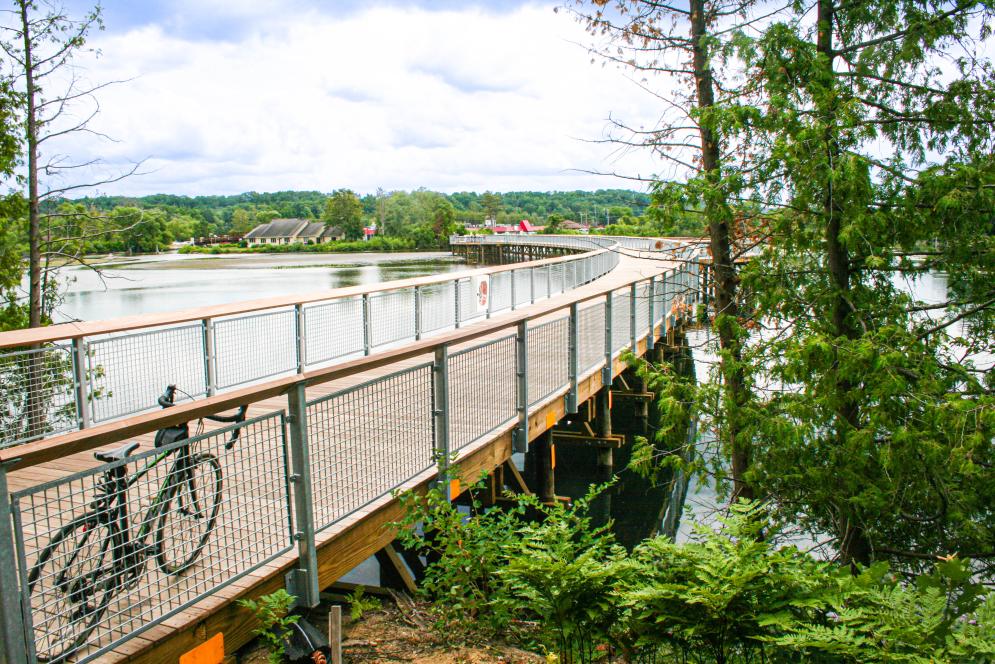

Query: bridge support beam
<box><xmin>374</xmin><ymin>544</ymin><xmax>417</xmax><ymax>594</ymax></box>
<box><xmin>535</xmin><ymin>432</ymin><xmax>556</xmax><ymax>505</ymax></box>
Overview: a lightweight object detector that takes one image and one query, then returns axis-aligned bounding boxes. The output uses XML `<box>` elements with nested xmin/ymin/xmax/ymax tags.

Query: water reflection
<box><xmin>46</xmin><ymin>252</ymin><xmax>464</xmax><ymax>322</ymax></box>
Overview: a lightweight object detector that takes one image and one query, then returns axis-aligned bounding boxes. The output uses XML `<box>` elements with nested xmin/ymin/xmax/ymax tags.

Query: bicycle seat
<box><xmin>94</xmin><ymin>442</ymin><xmax>141</xmax><ymax>463</ymax></box>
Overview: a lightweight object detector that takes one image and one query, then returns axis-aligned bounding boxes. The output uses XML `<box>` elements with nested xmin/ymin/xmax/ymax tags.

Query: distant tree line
<box><xmin>13</xmin><ymin>188</ymin><xmax>695</xmax><ymax>255</ymax></box>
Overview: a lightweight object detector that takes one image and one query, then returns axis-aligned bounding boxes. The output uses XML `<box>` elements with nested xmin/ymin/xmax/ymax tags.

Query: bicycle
<box><xmin>26</xmin><ymin>385</ymin><xmax>248</xmax><ymax>662</ymax></box>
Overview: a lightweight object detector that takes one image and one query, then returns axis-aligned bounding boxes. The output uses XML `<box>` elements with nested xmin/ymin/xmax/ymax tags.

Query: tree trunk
<box><xmin>817</xmin><ymin>0</ymin><xmax>870</xmax><ymax>568</ymax></box>
<box><xmin>21</xmin><ymin>0</ymin><xmax>41</xmax><ymax>329</ymax></box>
<box><xmin>690</xmin><ymin>0</ymin><xmax>753</xmax><ymax>501</ymax></box>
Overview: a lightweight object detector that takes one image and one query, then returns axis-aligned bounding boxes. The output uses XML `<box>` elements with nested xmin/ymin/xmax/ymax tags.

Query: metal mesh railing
<box><xmin>527</xmin><ymin>317</ymin><xmax>570</xmax><ymax>406</ymax></box>
<box><xmin>457</xmin><ymin>278</ymin><xmax>486</xmax><ymax>325</ymax></box>
<box><xmin>420</xmin><ymin>282</ymin><xmax>456</xmax><ymax>335</ymax></box>
<box><xmin>612</xmin><ymin>289</ymin><xmax>631</xmax><ymax>354</ymax></box>
<box><xmin>578</xmin><ymin>302</ymin><xmax>606</xmax><ymax>374</ymax></box>
<box><xmin>87</xmin><ymin>325</ymin><xmax>207</xmax><ymax>423</ymax></box>
<box><xmin>304</xmin><ymin>364</ymin><xmax>435</xmax><ymax>533</ymax></box>
<box><xmin>0</xmin><ymin>240</ymin><xmax>624</xmax><ymax>450</ymax></box>
<box><xmin>12</xmin><ymin>411</ymin><xmax>292</xmax><ymax>663</ymax></box>
<box><xmin>636</xmin><ymin>283</ymin><xmax>651</xmax><ymax>340</ymax></box>
<box><xmin>535</xmin><ymin>266</ymin><xmax>550</xmax><ymax>301</ymax></box>
<box><xmin>514</xmin><ymin>269</ymin><xmax>532</xmax><ymax>307</ymax></box>
<box><xmin>369</xmin><ymin>290</ymin><xmax>415</xmax><ymax>348</ymax></box>
<box><xmin>304</xmin><ymin>297</ymin><xmax>365</xmax><ymax>366</ymax></box>
<box><xmin>489</xmin><ymin>271</ymin><xmax>512</xmax><ymax>314</ymax></box>
<box><xmin>448</xmin><ymin>335</ymin><xmax>517</xmax><ymax>451</ymax></box>
<box><xmin>0</xmin><ymin>344</ymin><xmax>78</xmax><ymax>448</ymax></box>
<box><xmin>214</xmin><ymin>309</ymin><xmax>297</xmax><ymax>388</ymax></box>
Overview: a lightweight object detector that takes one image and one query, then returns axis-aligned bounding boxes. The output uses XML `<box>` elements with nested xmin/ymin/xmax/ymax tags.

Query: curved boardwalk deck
<box><xmin>2</xmin><ymin>247</ymin><xmax>694</xmax><ymax>664</ymax></box>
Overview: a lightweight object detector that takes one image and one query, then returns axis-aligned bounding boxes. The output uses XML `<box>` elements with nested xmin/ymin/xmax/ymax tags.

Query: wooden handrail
<box><xmin>0</xmin><ymin>255</ymin><xmax>682</xmax><ymax>471</ymax></box>
<box><xmin>0</xmin><ymin>244</ymin><xmax>601</xmax><ymax>348</ymax></box>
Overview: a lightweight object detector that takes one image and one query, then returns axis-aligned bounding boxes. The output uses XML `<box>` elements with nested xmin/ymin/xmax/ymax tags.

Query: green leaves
<box><xmin>236</xmin><ymin>589</ymin><xmax>299</xmax><ymax>664</ymax></box>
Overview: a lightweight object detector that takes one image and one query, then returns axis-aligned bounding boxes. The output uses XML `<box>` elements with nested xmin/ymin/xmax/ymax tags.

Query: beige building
<box><xmin>244</xmin><ymin>219</ymin><xmax>344</xmax><ymax>246</ymax></box>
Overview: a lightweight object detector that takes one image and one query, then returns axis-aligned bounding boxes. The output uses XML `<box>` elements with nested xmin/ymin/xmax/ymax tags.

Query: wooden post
<box><xmin>328</xmin><ymin>606</ymin><xmax>342</xmax><ymax>664</ymax></box>
<box><xmin>535</xmin><ymin>431</ymin><xmax>555</xmax><ymax>504</ymax></box>
<box><xmin>597</xmin><ymin>387</ymin><xmax>614</xmax><ymax>479</ymax></box>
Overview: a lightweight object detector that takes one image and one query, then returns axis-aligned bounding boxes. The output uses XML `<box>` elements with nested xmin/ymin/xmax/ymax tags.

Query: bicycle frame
<box><xmin>91</xmin><ymin>443</ymin><xmax>197</xmax><ymax>585</ymax></box>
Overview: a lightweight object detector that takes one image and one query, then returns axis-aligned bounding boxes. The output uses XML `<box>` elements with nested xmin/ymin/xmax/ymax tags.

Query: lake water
<box><xmin>45</xmin><ymin>251</ymin><xmax>466</xmax><ymax>323</ymax></box>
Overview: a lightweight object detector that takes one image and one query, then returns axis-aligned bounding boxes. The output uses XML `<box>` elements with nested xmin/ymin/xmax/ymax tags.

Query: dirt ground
<box><xmin>237</xmin><ymin>593</ymin><xmax>545</xmax><ymax>664</ymax></box>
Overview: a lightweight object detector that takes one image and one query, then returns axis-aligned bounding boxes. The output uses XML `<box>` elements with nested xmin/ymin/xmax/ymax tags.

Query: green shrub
<box><xmin>237</xmin><ymin>589</ymin><xmax>299</xmax><ymax>664</ymax></box>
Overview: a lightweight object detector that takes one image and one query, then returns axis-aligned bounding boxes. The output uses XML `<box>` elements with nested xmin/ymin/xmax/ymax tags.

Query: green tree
<box><xmin>1</xmin><ymin>1</ymin><xmax>140</xmax><ymax>328</ymax></box>
<box><xmin>114</xmin><ymin>208</ymin><xmax>169</xmax><ymax>254</ymax></box>
<box><xmin>322</xmin><ymin>189</ymin><xmax>364</xmax><ymax>240</ymax></box>
<box><xmin>229</xmin><ymin>208</ymin><xmax>256</xmax><ymax>234</ymax></box>
<box><xmin>576</xmin><ymin>0</ymin><xmax>758</xmax><ymax>501</ymax></box>
<box><xmin>740</xmin><ymin>0</ymin><xmax>995</xmax><ymax>570</ymax></box>
<box><xmin>480</xmin><ymin>191</ymin><xmax>502</xmax><ymax>223</ymax></box>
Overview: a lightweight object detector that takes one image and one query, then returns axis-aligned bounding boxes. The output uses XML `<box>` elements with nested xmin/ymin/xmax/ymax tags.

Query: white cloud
<box><xmin>43</xmin><ymin>2</ymin><xmax>668</xmax><ymax>196</ymax></box>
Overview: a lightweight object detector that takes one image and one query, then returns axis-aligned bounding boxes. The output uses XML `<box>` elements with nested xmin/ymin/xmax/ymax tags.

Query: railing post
<box><xmin>602</xmin><ymin>293</ymin><xmax>613</xmax><ymax>387</ymax></box>
<box><xmin>510</xmin><ymin>269</ymin><xmax>517</xmax><ymax>311</ymax></box>
<box><xmin>0</xmin><ymin>463</ymin><xmax>30</xmax><ymax>664</ymax></box>
<box><xmin>630</xmin><ymin>283</ymin><xmax>638</xmax><ymax>350</ymax></box>
<box><xmin>362</xmin><ymin>294</ymin><xmax>371</xmax><ymax>355</ymax></box>
<box><xmin>647</xmin><ymin>277</ymin><xmax>656</xmax><ymax>351</ymax></box>
<box><xmin>202</xmin><ymin>318</ymin><xmax>216</xmax><ymax>397</ymax></box>
<box><xmin>285</xmin><ymin>383</ymin><xmax>320</xmax><ymax>608</ymax></box>
<box><xmin>514</xmin><ymin>321</ymin><xmax>529</xmax><ymax>453</ymax></box>
<box><xmin>432</xmin><ymin>345</ymin><xmax>452</xmax><ymax>499</ymax></box>
<box><xmin>567</xmin><ymin>303</ymin><xmax>579</xmax><ymax>414</ymax></box>
<box><xmin>295</xmin><ymin>304</ymin><xmax>306</xmax><ymax>374</ymax></box>
<box><xmin>486</xmin><ymin>277</ymin><xmax>494</xmax><ymax>319</ymax></box>
<box><xmin>529</xmin><ymin>267</ymin><xmax>536</xmax><ymax>304</ymax></box>
<box><xmin>546</xmin><ymin>265</ymin><xmax>552</xmax><ymax>298</ymax></box>
<box><xmin>414</xmin><ymin>286</ymin><xmax>423</xmax><ymax>341</ymax></box>
<box><xmin>71</xmin><ymin>337</ymin><xmax>90</xmax><ymax>429</ymax></box>
<box><xmin>454</xmin><ymin>280</ymin><xmax>462</xmax><ymax>329</ymax></box>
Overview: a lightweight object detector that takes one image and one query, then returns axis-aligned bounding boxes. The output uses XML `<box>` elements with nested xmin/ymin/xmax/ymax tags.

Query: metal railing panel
<box><xmin>535</xmin><ymin>266</ymin><xmax>550</xmax><ymax>301</ymax></box>
<box><xmin>448</xmin><ymin>334</ymin><xmax>517</xmax><ymax>452</ymax></box>
<box><xmin>0</xmin><ymin>344</ymin><xmax>78</xmax><ymax>449</ymax></box>
<box><xmin>304</xmin><ymin>363</ymin><xmax>434</xmax><ymax>533</ymax></box>
<box><xmin>12</xmin><ymin>411</ymin><xmax>292</xmax><ymax>663</ymax></box>
<box><xmin>527</xmin><ymin>316</ymin><xmax>569</xmax><ymax>406</ymax></box>
<box><xmin>369</xmin><ymin>289</ymin><xmax>416</xmax><ymax>349</ymax></box>
<box><xmin>578</xmin><ymin>302</ymin><xmax>606</xmax><ymax>374</ymax></box>
<box><xmin>457</xmin><ymin>278</ymin><xmax>486</xmax><ymax>325</ymax></box>
<box><xmin>655</xmin><ymin>277</ymin><xmax>666</xmax><ymax>325</ymax></box>
<box><xmin>636</xmin><ymin>282</ymin><xmax>651</xmax><ymax>338</ymax></box>
<box><xmin>514</xmin><ymin>270</ymin><xmax>531</xmax><ymax>307</ymax></box>
<box><xmin>88</xmin><ymin>325</ymin><xmax>207</xmax><ymax>423</ymax></box>
<box><xmin>489</xmin><ymin>271</ymin><xmax>512</xmax><ymax>314</ymax></box>
<box><xmin>550</xmin><ymin>263</ymin><xmax>565</xmax><ymax>296</ymax></box>
<box><xmin>304</xmin><ymin>297</ymin><xmax>365</xmax><ymax>366</ymax></box>
<box><xmin>611</xmin><ymin>289</ymin><xmax>631</xmax><ymax>354</ymax></box>
<box><xmin>214</xmin><ymin>309</ymin><xmax>297</xmax><ymax>389</ymax></box>
<box><xmin>419</xmin><ymin>282</ymin><xmax>456</xmax><ymax>335</ymax></box>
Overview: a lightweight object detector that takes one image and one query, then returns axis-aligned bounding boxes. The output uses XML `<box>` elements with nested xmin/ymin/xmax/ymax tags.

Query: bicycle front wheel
<box><xmin>27</xmin><ymin>516</ymin><xmax>118</xmax><ymax>663</ymax></box>
<box><xmin>155</xmin><ymin>452</ymin><xmax>222</xmax><ymax>574</ymax></box>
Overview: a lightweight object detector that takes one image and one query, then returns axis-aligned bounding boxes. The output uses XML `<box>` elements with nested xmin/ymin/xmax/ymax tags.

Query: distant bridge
<box><xmin>0</xmin><ymin>235</ymin><xmax>702</xmax><ymax>664</ymax></box>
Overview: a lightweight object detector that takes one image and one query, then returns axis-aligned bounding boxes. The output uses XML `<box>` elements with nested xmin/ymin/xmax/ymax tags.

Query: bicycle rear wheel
<box><xmin>27</xmin><ymin>516</ymin><xmax>118</xmax><ymax>663</ymax></box>
<box><xmin>155</xmin><ymin>452</ymin><xmax>222</xmax><ymax>574</ymax></box>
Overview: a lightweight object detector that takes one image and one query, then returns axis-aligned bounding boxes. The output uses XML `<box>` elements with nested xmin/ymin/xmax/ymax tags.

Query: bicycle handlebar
<box><xmin>157</xmin><ymin>385</ymin><xmax>248</xmax><ymax>450</ymax></box>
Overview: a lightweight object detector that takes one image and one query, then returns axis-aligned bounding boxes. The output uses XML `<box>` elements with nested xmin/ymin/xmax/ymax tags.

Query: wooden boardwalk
<box><xmin>5</xmin><ymin>250</ymin><xmax>686</xmax><ymax>664</ymax></box>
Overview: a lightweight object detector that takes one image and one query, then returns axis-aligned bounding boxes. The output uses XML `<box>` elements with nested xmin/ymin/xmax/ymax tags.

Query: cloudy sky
<box><xmin>38</xmin><ymin>0</ymin><xmax>668</xmax><ymax>197</ymax></box>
